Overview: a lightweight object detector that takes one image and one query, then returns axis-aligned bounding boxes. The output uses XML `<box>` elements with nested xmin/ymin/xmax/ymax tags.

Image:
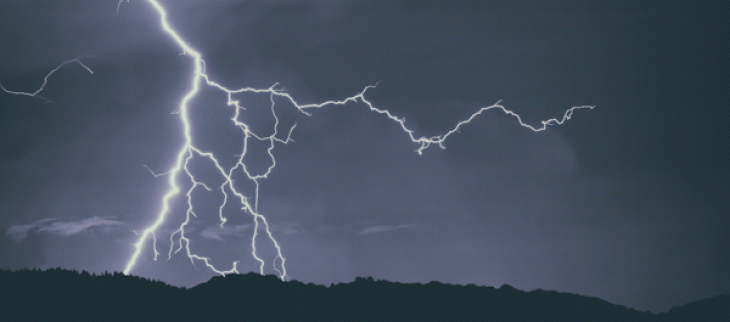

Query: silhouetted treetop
<box><xmin>0</xmin><ymin>268</ymin><xmax>726</xmax><ymax>321</ymax></box>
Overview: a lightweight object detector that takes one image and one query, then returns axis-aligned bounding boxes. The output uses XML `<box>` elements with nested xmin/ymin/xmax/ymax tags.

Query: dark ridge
<box><xmin>657</xmin><ymin>294</ymin><xmax>730</xmax><ymax>322</ymax></box>
<box><xmin>0</xmin><ymin>268</ymin><xmax>185</xmax><ymax>321</ymax></box>
<box><xmin>0</xmin><ymin>268</ymin><xmax>726</xmax><ymax>321</ymax></box>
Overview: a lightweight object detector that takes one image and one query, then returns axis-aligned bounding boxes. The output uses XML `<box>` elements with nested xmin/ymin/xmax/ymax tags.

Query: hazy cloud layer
<box><xmin>7</xmin><ymin>216</ymin><xmax>125</xmax><ymax>243</ymax></box>
<box><xmin>357</xmin><ymin>224</ymin><xmax>419</xmax><ymax>236</ymax></box>
<box><xmin>199</xmin><ymin>224</ymin><xmax>251</xmax><ymax>241</ymax></box>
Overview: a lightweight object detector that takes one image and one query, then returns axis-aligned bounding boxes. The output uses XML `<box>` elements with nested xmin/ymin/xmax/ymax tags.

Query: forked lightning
<box><xmin>1</xmin><ymin>0</ymin><xmax>594</xmax><ymax>281</ymax></box>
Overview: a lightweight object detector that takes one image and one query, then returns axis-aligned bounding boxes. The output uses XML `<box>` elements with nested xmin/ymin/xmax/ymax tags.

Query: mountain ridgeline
<box><xmin>0</xmin><ymin>268</ymin><xmax>726</xmax><ymax>321</ymax></box>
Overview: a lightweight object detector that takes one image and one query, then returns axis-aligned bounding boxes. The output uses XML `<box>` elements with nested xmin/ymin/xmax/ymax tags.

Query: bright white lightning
<box><xmin>121</xmin><ymin>0</ymin><xmax>293</xmax><ymax>279</ymax></box>
<box><xmin>4</xmin><ymin>1</ymin><xmax>594</xmax><ymax>282</ymax></box>
<box><xmin>121</xmin><ymin>0</ymin><xmax>594</xmax><ymax>281</ymax></box>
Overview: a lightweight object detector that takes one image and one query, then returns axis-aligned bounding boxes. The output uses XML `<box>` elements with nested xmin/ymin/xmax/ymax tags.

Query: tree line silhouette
<box><xmin>0</xmin><ymin>268</ymin><xmax>726</xmax><ymax>321</ymax></box>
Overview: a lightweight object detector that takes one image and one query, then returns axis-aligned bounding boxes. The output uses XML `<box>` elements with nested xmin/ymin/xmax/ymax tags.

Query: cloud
<box><xmin>6</xmin><ymin>216</ymin><xmax>125</xmax><ymax>243</ymax></box>
<box><xmin>6</xmin><ymin>218</ymin><xmax>56</xmax><ymax>243</ymax></box>
<box><xmin>274</xmin><ymin>222</ymin><xmax>300</xmax><ymax>236</ymax></box>
<box><xmin>199</xmin><ymin>224</ymin><xmax>251</xmax><ymax>241</ymax></box>
<box><xmin>357</xmin><ymin>224</ymin><xmax>419</xmax><ymax>236</ymax></box>
<box><xmin>38</xmin><ymin>216</ymin><xmax>124</xmax><ymax>236</ymax></box>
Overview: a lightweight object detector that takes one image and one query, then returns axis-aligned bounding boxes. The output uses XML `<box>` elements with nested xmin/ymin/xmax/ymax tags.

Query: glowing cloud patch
<box><xmin>357</xmin><ymin>224</ymin><xmax>420</xmax><ymax>236</ymax></box>
<box><xmin>200</xmin><ymin>224</ymin><xmax>252</xmax><ymax>242</ymax></box>
<box><xmin>6</xmin><ymin>216</ymin><xmax>124</xmax><ymax>243</ymax></box>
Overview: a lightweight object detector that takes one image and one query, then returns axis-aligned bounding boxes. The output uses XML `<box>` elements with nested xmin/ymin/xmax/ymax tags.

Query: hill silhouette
<box><xmin>0</xmin><ymin>268</ymin><xmax>726</xmax><ymax>321</ymax></box>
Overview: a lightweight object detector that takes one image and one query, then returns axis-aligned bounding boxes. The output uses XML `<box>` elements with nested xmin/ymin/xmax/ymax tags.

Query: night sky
<box><xmin>1</xmin><ymin>0</ymin><xmax>728</xmax><ymax>313</ymax></box>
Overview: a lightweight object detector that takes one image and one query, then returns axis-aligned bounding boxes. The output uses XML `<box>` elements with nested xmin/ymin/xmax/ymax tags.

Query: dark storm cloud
<box><xmin>0</xmin><ymin>0</ymin><xmax>727</xmax><ymax>314</ymax></box>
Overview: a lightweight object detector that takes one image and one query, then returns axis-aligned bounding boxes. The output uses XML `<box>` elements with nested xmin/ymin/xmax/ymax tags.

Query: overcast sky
<box><xmin>1</xmin><ymin>0</ymin><xmax>728</xmax><ymax>313</ymax></box>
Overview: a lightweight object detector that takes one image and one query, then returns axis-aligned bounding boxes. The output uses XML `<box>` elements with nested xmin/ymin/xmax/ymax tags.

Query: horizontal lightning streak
<box><xmin>0</xmin><ymin>57</ymin><xmax>93</xmax><ymax>102</ymax></box>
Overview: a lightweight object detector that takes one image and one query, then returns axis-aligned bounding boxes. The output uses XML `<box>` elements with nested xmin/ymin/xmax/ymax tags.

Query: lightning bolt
<box><xmin>120</xmin><ymin>0</ymin><xmax>594</xmax><ymax>281</ymax></box>
<box><xmin>0</xmin><ymin>57</ymin><xmax>93</xmax><ymax>103</ymax></box>
<box><xmin>3</xmin><ymin>1</ymin><xmax>594</xmax><ymax>282</ymax></box>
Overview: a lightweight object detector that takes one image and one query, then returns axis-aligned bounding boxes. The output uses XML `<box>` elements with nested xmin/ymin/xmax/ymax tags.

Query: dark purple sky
<box><xmin>1</xmin><ymin>0</ymin><xmax>728</xmax><ymax>313</ymax></box>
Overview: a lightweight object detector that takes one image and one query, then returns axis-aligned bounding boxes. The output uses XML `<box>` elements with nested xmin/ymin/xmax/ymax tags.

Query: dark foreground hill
<box><xmin>0</xmin><ymin>268</ymin><xmax>726</xmax><ymax>321</ymax></box>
